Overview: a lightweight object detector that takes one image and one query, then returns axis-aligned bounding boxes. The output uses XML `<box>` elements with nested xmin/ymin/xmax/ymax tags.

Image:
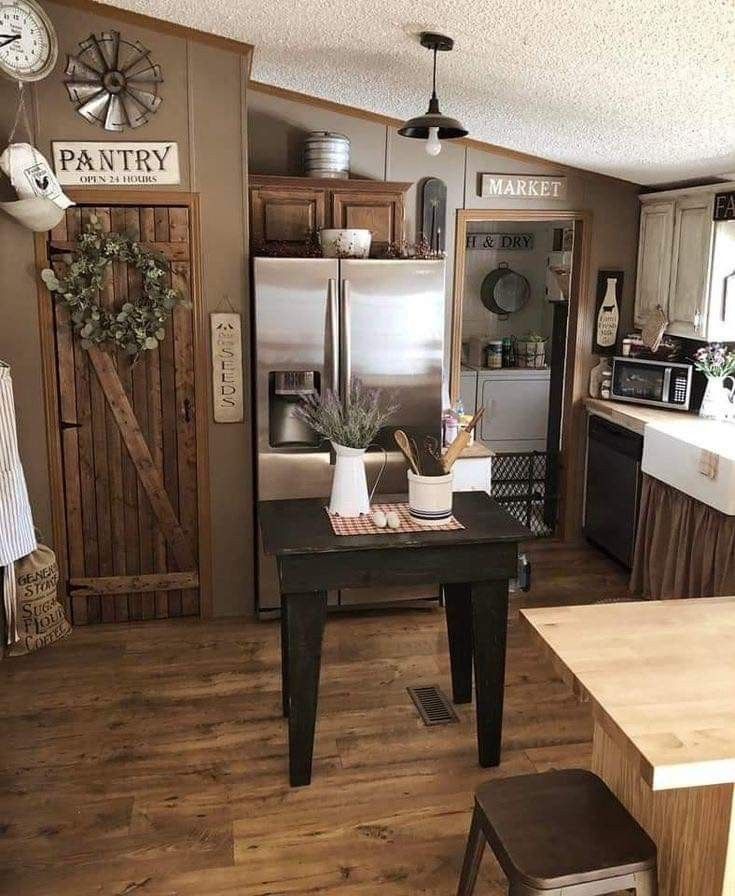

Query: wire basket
<box><xmin>491</xmin><ymin>451</ymin><xmax>556</xmax><ymax>537</ymax></box>
<box><xmin>515</xmin><ymin>339</ymin><xmax>547</xmax><ymax>368</ymax></box>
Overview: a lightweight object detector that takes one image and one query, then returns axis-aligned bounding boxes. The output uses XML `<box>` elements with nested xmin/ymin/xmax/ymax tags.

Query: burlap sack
<box><xmin>8</xmin><ymin>543</ymin><xmax>71</xmax><ymax>656</ymax></box>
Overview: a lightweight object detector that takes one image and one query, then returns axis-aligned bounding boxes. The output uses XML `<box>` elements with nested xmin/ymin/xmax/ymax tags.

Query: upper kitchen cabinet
<box><xmin>668</xmin><ymin>193</ymin><xmax>714</xmax><ymax>338</ymax></box>
<box><xmin>331</xmin><ymin>190</ymin><xmax>404</xmax><ymax>251</ymax></box>
<box><xmin>634</xmin><ymin>184</ymin><xmax>735</xmax><ymax>341</ymax></box>
<box><xmin>633</xmin><ymin>201</ymin><xmax>674</xmax><ymax>328</ymax></box>
<box><xmin>250</xmin><ymin>184</ymin><xmax>326</xmax><ymax>247</ymax></box>
<box><xmin>249</xmin><ymin>175</ymin><xmax>410</xmax><ymax>254</ymax></box>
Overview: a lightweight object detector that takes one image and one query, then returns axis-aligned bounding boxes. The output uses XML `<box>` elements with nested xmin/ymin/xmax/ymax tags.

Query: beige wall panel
<box><xmin>187</xmin><ymin>42</ymin><xmax>253</xmax><ymax>616</ymax></box>
<box><xmin>0</xmin><ymin>153</ymin><xmax>51</xmax><ymax>541</ymax></box>
<box><xmin>385</xmin><ymin>128</ymin><xmax>466</xmax><ymax>390</ymax></box>
<box><xmin>0</xmin><ymin>0</ymin><xmax>254</xmax><ymax>616</ymax></box>
<box><xmin>37</xmin><ymin>1</ymin><xmax>192</xmax><ymax>189</ymax></box>
<box><xmin>464</xmin><ymin>146</ymin><xmax>587</xmax><ymax>210</ymax></box>
<box><xmin>248</xmin><ymin>89</ymin><xmax>386</xmax><ymax>180</ymax></box>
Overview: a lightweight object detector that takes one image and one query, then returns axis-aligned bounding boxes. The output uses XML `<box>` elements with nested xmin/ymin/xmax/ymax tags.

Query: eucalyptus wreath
<box><xmin>41</xmin><ymin>217</ymin><xmax>183</xmax><ymax>359</ymax></box>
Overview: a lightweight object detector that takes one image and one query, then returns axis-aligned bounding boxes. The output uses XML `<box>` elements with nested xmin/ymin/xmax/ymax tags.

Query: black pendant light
<box><xmin>398</xmin><ymin>32</ymin><xmax>468</xmax><ymax>156</ymax></box>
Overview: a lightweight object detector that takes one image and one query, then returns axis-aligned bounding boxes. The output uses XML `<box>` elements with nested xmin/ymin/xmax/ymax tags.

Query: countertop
<box><xmin>522</xmin><ymin>597</ymin><xmax>735</xmax><ymax>791</ymax></box>
<box><xmin>585</xmin><ymin>397</ymin><xmax>735</xmax><ymax>513</ymax></box>
<box><xmin>457</xmin><ymin>442</ymin><xmax>493</xmax><ymax>459</ymax></box>
<box><xmin>584</xmin><ymin>397</ymin><xmax>696</xmax><ymax>435</ymax></box>
<box><xmin>462</xmin><ymin>364</ymin><xmax>550</xmax><ymax>375</ymax></box>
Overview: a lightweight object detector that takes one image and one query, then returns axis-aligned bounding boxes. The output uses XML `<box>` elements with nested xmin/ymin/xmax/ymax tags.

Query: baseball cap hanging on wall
<box><xmin>0</xmin><ymin>83</ymin><xmax>74</xmax><ymax>232</ymax></box>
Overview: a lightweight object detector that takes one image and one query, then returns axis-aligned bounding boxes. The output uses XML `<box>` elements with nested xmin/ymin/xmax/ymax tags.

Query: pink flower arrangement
<box><xmin>692</xmin><ymin>343</ymin><xmax>735</xmax><ymax>378</ymax></box>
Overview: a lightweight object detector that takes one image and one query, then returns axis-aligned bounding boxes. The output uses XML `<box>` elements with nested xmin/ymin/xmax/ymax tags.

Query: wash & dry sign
<box><xmin>466</xmin><ymin>232</ymin><xmax>534</xmax><ymax>249</ymax></box>
<box><xmin>480</xmin><ymin>174</ymin><xmax>567</xmax><ymax>199</ymax></box>
<box><xmin>52</xmin><ymin>141</ymin><xmax>180</xmax><ymax>186</ymax></box>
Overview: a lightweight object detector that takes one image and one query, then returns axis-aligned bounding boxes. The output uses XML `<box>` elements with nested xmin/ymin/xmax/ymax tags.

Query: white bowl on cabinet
<box><xmin>319</xmin><ymin>229</ymin><xmax>372</xmax><ymax>258</ymax></box>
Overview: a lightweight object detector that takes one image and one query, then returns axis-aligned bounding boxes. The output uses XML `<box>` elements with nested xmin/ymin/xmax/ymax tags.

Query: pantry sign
<box><xmin>51</xmin><ymin>141</ymin><xmax>180</xmax><ymax>186</ymax></box>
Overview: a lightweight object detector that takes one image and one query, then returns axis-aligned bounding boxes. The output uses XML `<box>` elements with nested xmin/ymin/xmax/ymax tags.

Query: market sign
<box><xmin>713</xmin><ymin>191</ymin><xmax>735</xmax><ymax>221</ymax></box>
<box><xmin>52</xmin><ymin>141</ymin><xmax>180</xmax><ymax>186</ymax></box>
<box><xmin>466</xmin><ymin>232</ymin><xmax>534</xmax><ymax>250</ymax></box>
<box><xmin>480</xmin><ymin>174</ymin><xmax>567</xmax><ymax>200</ymax></box>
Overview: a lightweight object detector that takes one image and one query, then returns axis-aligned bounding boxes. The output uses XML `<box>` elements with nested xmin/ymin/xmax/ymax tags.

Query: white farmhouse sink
<box><xmin>642</xmin><ymin>419</ymin><xmax>735</xmax><ymax>515</ymax></box>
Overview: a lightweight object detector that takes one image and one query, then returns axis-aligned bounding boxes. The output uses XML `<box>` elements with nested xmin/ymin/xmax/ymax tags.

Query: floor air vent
<box><xmin>407</xmin><ymin>686</ymin><xmax>458</xmax><ymax>726</ymax></box>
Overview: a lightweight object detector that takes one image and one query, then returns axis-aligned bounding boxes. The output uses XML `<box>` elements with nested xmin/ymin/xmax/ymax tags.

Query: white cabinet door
<box><xmin>667</xmin><ymin>195</ymin><xmax>714</xmax><ymax>338</ymax></box>
<box><xmin>479</xmin><ymin>375</ymin><xmax>549</xmax><ymax>452</ymax></box>
<box><xmin>705</xmin><ymin>220</ymin><xmax>735</xmax><ymax>342</ymax></box>
<box><xmin>460</xmin><ymin>371</ymin><xmax>478</xmax><ymax>414</ymax></box>
<box><xmin>634</xmin><ymin>201</ymin><xmax>675</xmax><ymax>327</ymax></box>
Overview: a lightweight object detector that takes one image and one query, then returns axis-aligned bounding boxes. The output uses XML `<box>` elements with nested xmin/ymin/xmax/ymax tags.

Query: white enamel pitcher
<box><xmin>699</xmin><ymin>375</ymin><xmax>735</xmax><ymax>422</ymax></box>
<box><xmin>328</xmin><ymin>443</ymin><xmax>387</xmax><ymax>517</ymax></box>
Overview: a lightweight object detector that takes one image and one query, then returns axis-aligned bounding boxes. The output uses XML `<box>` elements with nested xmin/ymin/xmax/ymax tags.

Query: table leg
<box><xmin>280</xmin><ymin>599</ymin><xmax>289</xmax><ymax>717</ymax></box>
<box><xmin>471</xmin><ymin>579</ymin><xmax>509</xmax><ymax>767</ymax></box>
<box><xmin>283</xmin><ymin>590</ymin><xmax>327</xmax><ymax>787</ymax></box>
<box><xmin>444</xmin><ymin>582</ymin><xmax>473</xmax><ymax>703</ymax></box>
<box><xmin>593</xmin><ymin>721</ymin><xmax>735</xmax><ymax>895</ymax></box>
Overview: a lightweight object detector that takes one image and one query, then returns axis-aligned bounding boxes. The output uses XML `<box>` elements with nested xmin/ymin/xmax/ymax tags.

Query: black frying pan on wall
<box><xmin>480</xmin><ymin>262</ymin><xmax>531</xmax><ymax>315</ymax></box>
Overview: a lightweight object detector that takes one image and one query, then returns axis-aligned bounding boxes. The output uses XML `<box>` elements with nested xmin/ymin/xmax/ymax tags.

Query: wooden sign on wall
<box><xmin>210</xmin><ymin>313</ymin><xmax>244</xmax><ymax>423</ymax></box>
<box><xmin>466</xmin><ymin>232</ymin><xmax>534</xmax><ymax>250</ymax></box>
<box><xmin>713</xmin><ymin>191</ymin><xmax>735</xmax><ymax>221</ymax></box>
<box><xmin>52</xmin><ymin>141</ymin><xmax>180</xmax><ymax>186</ymax></box>
<box><xmin>480</xmin><ymin>174</ymin><xmax>567</xmax><ymax>200</ymax></box>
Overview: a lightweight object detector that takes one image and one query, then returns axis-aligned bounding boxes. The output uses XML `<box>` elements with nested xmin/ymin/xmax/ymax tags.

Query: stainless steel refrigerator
<box><xmin>254</xmin><ymin>256</ymin><xmax>446</xmax><ymax>614</ymax></box>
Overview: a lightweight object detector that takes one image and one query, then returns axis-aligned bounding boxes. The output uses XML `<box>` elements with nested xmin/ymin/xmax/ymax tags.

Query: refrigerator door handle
<box><xmin>327</xmin><ymin>277</ymin><xmax>339</xmax><ymax>394</ymax></box>
<box><xmin>340</xmin><ymin>278</ymin><xmax>351</xmax><ymax>397</ymax></box>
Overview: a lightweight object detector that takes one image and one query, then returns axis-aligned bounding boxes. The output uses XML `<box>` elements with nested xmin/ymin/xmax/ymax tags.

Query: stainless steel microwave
<box><xmin>610</xmin><ymin>356</ymin><xmax>692</xmax><ymax>410</ymax></box>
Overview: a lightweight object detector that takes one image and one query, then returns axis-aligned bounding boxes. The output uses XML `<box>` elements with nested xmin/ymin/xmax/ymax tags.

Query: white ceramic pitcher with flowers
<box><xmin>693</xmin><ymin>344</ymin><xmax>735</xmax><ymax>422</ymax></box>
<box><xmin>296</xmin><ymin>379</ymin><xmax>398</xmax><ymax>516</ymax></box>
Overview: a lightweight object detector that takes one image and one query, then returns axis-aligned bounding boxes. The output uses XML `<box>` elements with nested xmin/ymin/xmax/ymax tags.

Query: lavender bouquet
<box><xmin>692</xmin><ymin>343</ymin><xmax>735</xmax><ymax>379</ymax></box>
<box><xmin>297</xmin><ymin>378</ymin><xmax>398</xmax><ymax>449</ymax></box>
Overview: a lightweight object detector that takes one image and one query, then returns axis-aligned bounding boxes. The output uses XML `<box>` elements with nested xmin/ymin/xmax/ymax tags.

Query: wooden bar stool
<box><xmin>457</xmin><ymin>769</ymin><xmax>657</xmax><ymax>895</ymax></box>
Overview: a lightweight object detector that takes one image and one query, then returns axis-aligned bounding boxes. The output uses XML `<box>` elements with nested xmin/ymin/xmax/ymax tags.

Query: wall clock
<box><xmin>64</xmin><ymin>31</ymin><xmax>162</xmax><ymax>131</ymax></box>
<box><xmin>0</xmin><ymin>0</ymin><xmax>58</xmax><ymax>82</ymax></box>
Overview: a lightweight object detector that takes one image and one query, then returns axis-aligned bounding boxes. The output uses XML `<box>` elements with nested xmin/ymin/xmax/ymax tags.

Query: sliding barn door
<box><xmin>48</xmin><ymin>204</ymin><xmax>200</xmax><ymax>624</ymax></box>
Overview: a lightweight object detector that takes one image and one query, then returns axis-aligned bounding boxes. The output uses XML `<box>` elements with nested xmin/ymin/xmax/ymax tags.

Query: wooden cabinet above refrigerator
<box><xmin>249</xmin><ymin>175</ymin><xmax>411</xmax><ymax>254</ymax></box>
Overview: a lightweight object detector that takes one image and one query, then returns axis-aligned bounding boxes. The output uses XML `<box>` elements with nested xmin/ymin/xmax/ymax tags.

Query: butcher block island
<box><xmin>522</xmin><ymin>598</ymin><xmax>735</xmax><ymax>896</ymax></box>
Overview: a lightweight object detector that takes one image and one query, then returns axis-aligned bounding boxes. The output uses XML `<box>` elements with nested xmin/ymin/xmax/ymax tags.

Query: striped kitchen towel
<box><xmin>0</xmin><ymin>362</ymin><xmax>37</xmax><ymax>643</ymax></box>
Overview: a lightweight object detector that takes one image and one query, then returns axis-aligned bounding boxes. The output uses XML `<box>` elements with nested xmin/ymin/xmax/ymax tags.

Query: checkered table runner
<box><xmin>326</xmin><ymin>501</ymin><xmax>464</xmax><ymax>536</ymax></box>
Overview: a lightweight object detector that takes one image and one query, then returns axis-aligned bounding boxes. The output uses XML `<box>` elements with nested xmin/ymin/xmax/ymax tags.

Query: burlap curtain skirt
<box><xmin>631</xmin><ymin>473</ymin><xmax>735</xmax><ymax>599</ymax></box>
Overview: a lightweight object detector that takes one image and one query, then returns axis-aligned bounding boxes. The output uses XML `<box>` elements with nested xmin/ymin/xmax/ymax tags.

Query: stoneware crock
<box><xmin>407</xmin><ymin>469</ymin><xmax>454</xmax><ymax>526</ymax></box>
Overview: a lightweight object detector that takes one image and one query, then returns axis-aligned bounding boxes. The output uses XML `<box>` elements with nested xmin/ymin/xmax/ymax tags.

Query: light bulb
<box><xmin>425</xmin><ymin>127</ymin><xmax>441</xmax><ymax>156</ymax></box>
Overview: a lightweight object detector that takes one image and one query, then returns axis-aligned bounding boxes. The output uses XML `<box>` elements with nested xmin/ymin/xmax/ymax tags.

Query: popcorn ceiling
<box><xmin>102</xmin><ymin>0</ymin><xmax>735</xmax><ymax>185</ymax></box>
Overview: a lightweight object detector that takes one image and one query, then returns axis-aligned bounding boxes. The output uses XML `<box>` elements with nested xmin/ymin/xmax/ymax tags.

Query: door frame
<box><xmin>34</xmin><ymin>190</ymin><xmax>213</xmax><ymax>619</ymax></box>
<box><xmin>449</xmin><ymin>208</ymin><xmax>593</xmax><ymax>541</ymax></box>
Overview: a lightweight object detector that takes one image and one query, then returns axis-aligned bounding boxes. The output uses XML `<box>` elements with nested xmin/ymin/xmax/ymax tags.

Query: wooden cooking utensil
<box><xmin>394</xmin><ymin>429</ymin><xmax>421</xmax><ymax>475</ymax></box>
<box><xmin>442</xmin><ymin>407</ymin><xmax>485</xmax><ymax>473</ymax></box>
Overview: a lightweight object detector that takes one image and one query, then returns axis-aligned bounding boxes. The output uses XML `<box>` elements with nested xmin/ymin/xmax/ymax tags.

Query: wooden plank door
<box><xmin>47</xmin><ymin>204</ymin><xmax>200</xmax><ymax>624</ymax></box>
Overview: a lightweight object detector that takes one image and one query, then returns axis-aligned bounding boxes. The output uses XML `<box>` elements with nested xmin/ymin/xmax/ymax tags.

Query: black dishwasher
<box><xmin>584</xmin><ymin>416</ymin><xmax>643</xmax><ymax>568</ymax></box>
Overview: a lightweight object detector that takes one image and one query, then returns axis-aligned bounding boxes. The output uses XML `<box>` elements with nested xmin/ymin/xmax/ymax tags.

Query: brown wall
<box><xmin>248</xmin><ymin>86</ymin><xmax>642</xmax><ymax>383</ymax></box>
<box><xmin>0</xmin><ymin>1</ymin><xmax>253</xmax><ymax>616</ymax></box>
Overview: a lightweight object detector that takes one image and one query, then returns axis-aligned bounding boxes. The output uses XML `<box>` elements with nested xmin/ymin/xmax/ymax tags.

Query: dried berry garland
<box><xmin>41</xmin><ymin>217</ymin><xmax>183</xmax><ymax>359</ymax></box>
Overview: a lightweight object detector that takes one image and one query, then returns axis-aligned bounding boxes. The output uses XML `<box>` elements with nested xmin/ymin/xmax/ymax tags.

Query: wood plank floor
<box><xmin>0</xmin><ymin>543</ymin><xmax>630</xmax><ymax>896</ymax></box>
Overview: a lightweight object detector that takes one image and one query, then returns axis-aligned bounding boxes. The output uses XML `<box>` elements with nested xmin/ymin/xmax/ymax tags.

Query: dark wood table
<box><xmin>258</xmin><ymin>491</ymin><xmax>529</xmax><ymax>786</ymax></box>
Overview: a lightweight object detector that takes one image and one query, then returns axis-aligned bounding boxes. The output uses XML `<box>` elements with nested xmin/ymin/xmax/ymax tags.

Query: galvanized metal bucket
<box><xmin>303</xmin><ymin>131</ymin><xmax>350</xmax><ymax>178</ymax></box>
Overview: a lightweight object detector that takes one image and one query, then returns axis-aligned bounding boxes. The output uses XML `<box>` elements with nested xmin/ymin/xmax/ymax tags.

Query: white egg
<box><xmin>372</xmin><ymin>510</ymin><xmax>387</xmax><ymax>528</ymax></box>
<box><xmin>386</xmin><ymin>511</ymin><xmax>401</xmax><ymax>529</ymax></box>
